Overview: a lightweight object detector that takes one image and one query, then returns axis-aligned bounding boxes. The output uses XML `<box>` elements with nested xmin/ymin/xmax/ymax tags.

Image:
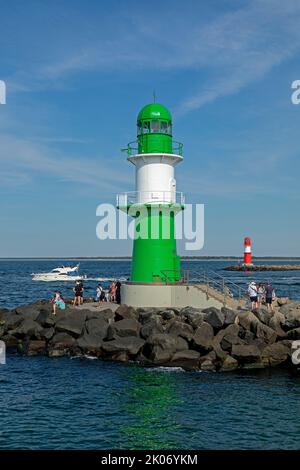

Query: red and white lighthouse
<box><xmin>243</xmin><ymin>237</ymin><xmax>253</xmax><ymax>265</ymax></box>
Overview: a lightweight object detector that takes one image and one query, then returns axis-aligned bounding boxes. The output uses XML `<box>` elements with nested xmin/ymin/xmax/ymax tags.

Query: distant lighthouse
<box><xmin>243</xmin><ymin>236</ymin><xmax>253</xmax><ymax>266</ymax></box>
<box><xmin>118</xmin><ymin>102</ymin><xmax>184</xmax><ymax>285</ymax></box>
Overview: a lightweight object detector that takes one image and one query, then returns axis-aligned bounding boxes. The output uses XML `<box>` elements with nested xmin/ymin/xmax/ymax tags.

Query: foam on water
<box><xmin>145</xmin><ymin>366</ymin><xmax>185</xmax><ymax>373</ymax></box>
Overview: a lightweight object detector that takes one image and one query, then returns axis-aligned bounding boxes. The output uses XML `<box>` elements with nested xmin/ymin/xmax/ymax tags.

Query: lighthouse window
<box><xmin>137</xmin><ymin>121</ymin><xmax>142</xmax><ymax>135</ymax></box>
<box><xmin>167</xmin><ymin>123</ymin><xmax>172</xmax><ymax>134</ymax></box>
<box><xmin>160</xmin><ymin>121</ymin><xmax>168</xmax><ymax>133</ymax></box>
<box><xmin>151</xmin><ymin>120</ymin><xmax>159</xmax><ymax>133</ymax></box>
<box><xmin>143</xmin><ymin>121</ymin><xmax>150</xmax><ymax>133</ymax></box>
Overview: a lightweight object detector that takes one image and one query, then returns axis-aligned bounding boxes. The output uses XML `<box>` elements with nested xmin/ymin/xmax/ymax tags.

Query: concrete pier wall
<box><xmin>121</xmin><ymin>283</ymin><xmax>225</xmax><ymax>309</ymax></box>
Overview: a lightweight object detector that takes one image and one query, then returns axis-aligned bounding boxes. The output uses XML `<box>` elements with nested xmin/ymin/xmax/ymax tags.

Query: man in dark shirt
<box><xmin>265</xmin><ymin>283</ymin><xmax>275</xmax><ymax>312</ymax></box>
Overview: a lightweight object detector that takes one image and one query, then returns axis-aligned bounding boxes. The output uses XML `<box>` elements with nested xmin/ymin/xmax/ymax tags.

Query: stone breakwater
<box><xmin>0</xmin><ymin>298</ymin><xmax>299</xmax><ymax>372</ymax></box>
<box><xmin>224</xmin><ymin>265</ymin><xmax>300</xmax><ymax>271</ymax></box>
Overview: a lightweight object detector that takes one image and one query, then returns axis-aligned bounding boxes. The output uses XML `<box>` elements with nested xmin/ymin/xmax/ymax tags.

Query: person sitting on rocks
<box><xmin>51</xmin><ymin>291</ymin><xmax>65</xmax><ymax>315</ymax></box>
<box><xmin>248</xmin><ymin>281</ymin><xmax>258</xmax><ymax>310</ymax></box>
<box><xmin>265</xmin><ymin>282</ymin><xmax>275</xmax><ymax>312</ymax></box>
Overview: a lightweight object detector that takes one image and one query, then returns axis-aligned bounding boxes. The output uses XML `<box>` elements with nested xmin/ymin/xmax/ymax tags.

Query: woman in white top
<box><xmin>248</xmin><ymin>281</ymin><xmax>258</xmax><ymax>310</ymax></box>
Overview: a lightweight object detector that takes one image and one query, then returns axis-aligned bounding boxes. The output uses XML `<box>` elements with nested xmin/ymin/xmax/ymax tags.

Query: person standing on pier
<box><xmin>73</xmin><ymin>280</ymin><xmax>83</xmax><ymax>307</ymax></box>
<box><xmin>115</xmin><ymin>281</ymin><xmax>121</xmax><ymax>304</ymax></box>
<box><xmin>248</xmin><ymin>281</ymin><xmax>258</xmax><ymax>310</ymax></box>
<box><xmin>265</xmin><ymin>282</ymin><xmax>275</xmax><ymax>312</ymax></box>
<box><xmin>257</xmin><ymin>283</ymin><xmax>265</xmax><ymax>308</ymax></box>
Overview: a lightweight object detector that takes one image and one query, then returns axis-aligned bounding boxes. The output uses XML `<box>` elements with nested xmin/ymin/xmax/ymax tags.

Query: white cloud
<box><xmin>0</xmin><ymin>134</ymin><xmax>131</xmax><ymax>191</ymax></box>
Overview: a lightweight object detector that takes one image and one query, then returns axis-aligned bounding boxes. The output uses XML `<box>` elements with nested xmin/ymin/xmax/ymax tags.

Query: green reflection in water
<box><xmin>120</xmin><ymin>366</ymin><xmax>184</xmax><ymax>449</ymax></box>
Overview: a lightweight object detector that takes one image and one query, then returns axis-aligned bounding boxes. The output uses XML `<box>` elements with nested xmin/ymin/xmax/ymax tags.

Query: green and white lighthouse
<box><xmin>117</xmin><ymin>103</ymin><xmax>228</xmax><ymax>310</ymax></box>
<box><xmin>118</xmin><ymin>102</ymin><xmax>184</xmax><ymax>287</ymax></box>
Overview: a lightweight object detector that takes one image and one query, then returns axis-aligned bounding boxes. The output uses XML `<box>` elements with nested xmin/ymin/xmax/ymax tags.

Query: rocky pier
<box><xmin>1</xmin><ymin>298</ymin><xmax>300</xmax><ymax>372</ymax></box>
<box><xmin>224</xmin><ymin>265</ymin><xmax>300</xmax><ymax>271</ymax></box>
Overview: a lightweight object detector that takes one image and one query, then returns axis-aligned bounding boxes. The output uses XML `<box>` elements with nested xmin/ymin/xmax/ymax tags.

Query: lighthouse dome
<box><xmin>137</xmin><ymin>103</ymin><xmax>172</xmax><ymax>122</ymax></box>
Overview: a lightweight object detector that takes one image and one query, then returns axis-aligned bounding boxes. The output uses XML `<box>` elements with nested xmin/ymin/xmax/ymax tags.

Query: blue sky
<box><xmin>1</xmin><ymin>0</ymin><xmax>300</xmax><ymax>257</ymax></box>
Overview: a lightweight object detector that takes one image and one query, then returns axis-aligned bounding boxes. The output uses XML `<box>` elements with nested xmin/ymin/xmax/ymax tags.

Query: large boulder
<box><xmin>286</xmin><ymin>327</ymin><xmax>300</xmax><ymax>340</ymax></box>
<box><xmin>86</xmin><ymin>308</ymin><xmax>115</xmax><ymax>322</ymax></box>
<box><xmin>145</xmin><ymin>333</ymin><xmax>188</xmax><ymax>364</ymax></box>
<box><xmin>112</xmin><ymin>319</ymin><xmax>141</xmax><ymax>337</ymax></box>
<box><xmin>252</xmin><ymin>308</ymin><xmax>273</xmax><ymax>326</ymax></box>
<box><xmin>140</xmin><ymin>316</ymin><xmax>164</xmax><ymax>339</ymax></box>
<box><xmin>55</xmin><ymin>312</ymin><xmax>85</xmax><ymax>337</ymax></box>
<box><xmin>237</xmin><ymin>311</ymin><xmax>259</xmax><ymax>331</ymax></box>
<box><xmin>199</xmin><ymin>351</ymin><xmax>217</xmax><ymax>371</ymax></box>
<box><xmin>171</xmin><ymin>350</ymin><xmax>200</xmax><ymax>369</ymax></box>
<box><xmin>203</xmin><ymin>308</ymin><xmax>225</xmax><ymax>330</ymax></box>
<box><xmin>85</xmin><ymin>318</ymin><xmax>108</xmax><ymax>339</ymax></box>
<box><xmin>282</xmin><ymin>309</ymin><xmax>300</xmax><ymax>330</ymax></box>
<box><xmin>166</xmin><ymin>320</ymin><xmax>194</xmax><ymax>341</ymax></box>
<box><xmin>26</xmin><ymin>340</ymin><xmax>47</xmax><ymax>356</ymax></box>
<box><xmin>262</xmin><ymin>342</ymin><xmax>290</xmax><ymax>366</ymax></box>
<box><xmin>254</xmin><ymin>322</ymin><xmax>277</xmax><ymax>344</ymax></box>
<box><xmin>268</xmin><ymin>312</ymin><xmax>286</xmax><ymax>337</ymax></box>
<box><xmin>1</xmin><ymin>312</ymin><xmax>24</xmax><ymax>331</ymax></box>
<box><xmin>279</xmin><ymin>301</ymin><xmax>300</xmax><ymax>316</ymax></box>
<box><xmin>12</xmin><ymin>319</ymin><xmax>43</xmax><ymax>338</ymax></box>
<box><xmin>1</xmin><ymin>334</ymin><xmax>20</xmax><ymax>350</ymax></box>
<box><xmin>39</xmin><ymin>327</ymin><xmax>55</xmax><ymax>341</ymax></box>
<box><xmin>115</xmin><ymin>305</ymin><xmax>137</xmax><ymax>321</ymax></box>
<box><xmin>221</xmin><ymin>307</ymin><xmax>238</xmax><ymax>326</ymax></box>
<box><xmin>138</xmin><ymin>309</ymin><xmax>158</xmax><ymax>324</ymax></box>
<box><xmin>277</xmin><ymin>297</ymin><xmax>289</xmax><ymax>307</ymax></box>
<box><xmin>50</xmin><ymin>332</ymin><xmax>76</xmax><ymax>348</ymax></box>
<box><xmin>231</xmin><ymin>344</ymin><xmax>261</xmax><ymax>363</ymax></box>
<box><xmin>35</xmin><ymin>309</ymin><xmax>56</xmax><ymax>327</ymax></box>
<box><xmin>77</xmin><ymin>333</ymin><xmax>103</xmax><ymax>353</ymax></box>
<box><xmin>48</xmin><ymin>332</ymin><xmax>77</xmax><ymax>357</ymax></box>
<box><xmin>15</xmin><ymin>302</ymin><xmax>47</xmax><ymax>321</ymax></box>
<box><xmin>200</xmin><ymin>353</ymin><xmax>217</xmax><ymax>371</ymax></box>
<box><xmin>160</xmin><ymin>309</ymin><xmax>177</xmax><ymax>321</ymax></box>
<box><xmin>147</xmin><ymin>333</ymin><xmax>188</xmax><ymax>352</ymax></box>
<box><xmin>220</xmin><ymin>355</ymin><xmax>239</xmax><ymax>372</ymax></box>
<box><xmin>220</xmin><ymin>324</ymin><xmax>244</xmax><ymax>352</ymax></box>
<box><xmin>180</xmin><ymin>307</ymin><xmax>204</xmax><ymax>328</ymax></box>
<box><xmin>192</xmin><ymin>322</ymin><xmax>214</xmax><ymax>351</ymax></box>
<box><xmin>77</xmin><ymin>317</ymin><xmax>109</xmax><ymax>353</ymax></box>
<box><xmin>102</xmin><ymin>337</ymin><xmax>145</xmax><ymax>356</ymax></box>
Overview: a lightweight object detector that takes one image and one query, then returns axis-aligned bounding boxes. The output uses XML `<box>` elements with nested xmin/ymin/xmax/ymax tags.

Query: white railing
<box><xmin>117</xmin><ymin>191</ymin><xmax>185</xmax><ymax>206</ymax></box>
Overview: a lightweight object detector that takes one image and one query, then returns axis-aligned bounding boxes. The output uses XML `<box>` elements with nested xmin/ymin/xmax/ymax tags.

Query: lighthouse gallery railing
<box><xmin>122</xmin><ymin>140</ymin><xmax>183</xmax><ymax>157</ymax></box>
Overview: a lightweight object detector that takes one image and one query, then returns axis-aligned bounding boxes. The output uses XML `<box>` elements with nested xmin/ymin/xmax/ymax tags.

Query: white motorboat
<box><xmin>32</xmin><ymin>264</ymin><xmax>87</xmax><ymax>282</ymax></box>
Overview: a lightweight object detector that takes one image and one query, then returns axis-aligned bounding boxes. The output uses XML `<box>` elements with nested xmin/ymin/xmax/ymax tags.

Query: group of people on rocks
<box><xmin>51</xmin><ymin>279</ymin><xmax>121</xmax><ymax>314</ymax></box>
<box><xmin>247</xmin><ymin>281</ymin><xmax>275</xmax><ymax>311</ymax></box>
<box><xmin>96</xmin><ymin>280</ymin><xmax>121</xmax><ymax>304</ymax></box>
